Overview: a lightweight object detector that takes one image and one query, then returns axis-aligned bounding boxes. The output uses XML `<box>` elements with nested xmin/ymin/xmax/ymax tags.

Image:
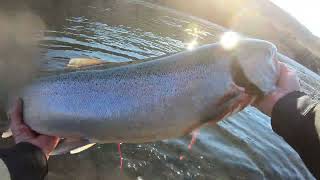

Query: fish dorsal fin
<box><xmin>70</xmin><ymin>143</ymin><xmax>96</xmax><ymax>154</ymax></box>
<box><xmin>40</xmin><ymin>58</ymin><xmax>132</xmax><ymax>77</ymax></box>
<box><xmin>68</xmin><ymin>59</ymin><xmax>139</xmax><ymax>71</ymax></box>
<box><xmin>40</xmin><ymin>55</ymin><xmax>162</xmax><ymax>78</ymax></box>
<box><xmin>67</xmin><ymin>58</ymin><xmax>106</xmax><ymax>68</ymax></box>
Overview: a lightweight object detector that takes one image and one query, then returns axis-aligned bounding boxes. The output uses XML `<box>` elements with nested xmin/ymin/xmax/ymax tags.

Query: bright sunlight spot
<box><xmin>220</xmin><ymin>32</ymin><xmax>240</xmax><ymax>50</ymax></box>
<box><xmin>187</xmin><ymin>39</ymin><xmax>199</xmax><ymax>50</ymax></box>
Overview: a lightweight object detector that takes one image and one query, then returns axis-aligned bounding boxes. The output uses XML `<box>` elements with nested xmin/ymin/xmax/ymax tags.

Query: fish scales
<box><xmin>21</xmin><ymin>39</ymin><xmax>279</xmax><ymax>145</ymax></box>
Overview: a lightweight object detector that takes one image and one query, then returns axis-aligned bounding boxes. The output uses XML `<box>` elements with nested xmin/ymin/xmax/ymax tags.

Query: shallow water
<box><xmin>4</xmin><ymin>0</ymin><xmax>319</xmax><ymax>179</ymax></box>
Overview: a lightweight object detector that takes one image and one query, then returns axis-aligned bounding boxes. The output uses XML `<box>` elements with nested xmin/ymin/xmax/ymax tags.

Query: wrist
<box><xmin>256</xmin><ymin>90</ymin><xmax>288</xmax><ymax>116</ymax></box>
<box><xmin>29</xmin><ymin>140</ymin><xmax>50</xmax><ymax>160</ymax></box>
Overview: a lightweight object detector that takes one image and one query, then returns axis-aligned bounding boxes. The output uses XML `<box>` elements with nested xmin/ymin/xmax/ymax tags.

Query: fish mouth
<box><xmin>216</xmin><ymin>83</ymin><xmax>256</xmax><ymax>118</ymax></box>
<box><xmin>193</xmin><ymin>83</ymin><xmax>254</xmax><ymax>131</ymax></box>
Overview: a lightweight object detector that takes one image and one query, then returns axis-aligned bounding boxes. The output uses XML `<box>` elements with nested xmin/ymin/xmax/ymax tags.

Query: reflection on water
<box><xmin>39</xmin><ymin>0</ymin><xmax>219</xmax><ymax>71</ymax></box>
<box><xmin>1</xmin><ymin>0</ymin><xmax>317</xmax><ymax>179</ymax></box>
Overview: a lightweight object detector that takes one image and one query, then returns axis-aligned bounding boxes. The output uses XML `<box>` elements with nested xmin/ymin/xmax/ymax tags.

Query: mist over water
<box><xmin>0</xmin><ymin>0</ymin><xmax>318</xmax><ymax>179</ymax></box>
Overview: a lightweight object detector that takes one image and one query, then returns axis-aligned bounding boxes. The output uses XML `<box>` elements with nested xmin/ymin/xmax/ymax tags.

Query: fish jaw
<box><xmin>205</xmin><ymin>83</ymin><xmax>254</xmax><ymax>125</ymax></box>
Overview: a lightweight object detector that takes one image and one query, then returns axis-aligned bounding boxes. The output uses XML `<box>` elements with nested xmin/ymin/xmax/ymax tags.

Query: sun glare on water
<box><xmin>220</xmin><ymin>32</ymin><xmax>240</xmax><ymax>50</ymax></box>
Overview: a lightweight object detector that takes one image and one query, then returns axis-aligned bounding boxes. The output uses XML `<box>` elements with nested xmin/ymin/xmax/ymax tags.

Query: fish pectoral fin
<box><xmin>1</xmin><ymin>129</ymin><xmax>12</xmax><ymax>138</ymax></box>
<box><xmin>67</xmin><ymin>57</ymin><xmax>106</xmax><ymax>68</ymax></box>
<box><xmin>50</xmin><ymin>138</ymin><xmax>94</xmax><ymax>155</ymax></box>
<box><xmin>70</xmin><ymin>143</ymin><xmax>96</xmax><ymax>154</ymax></box>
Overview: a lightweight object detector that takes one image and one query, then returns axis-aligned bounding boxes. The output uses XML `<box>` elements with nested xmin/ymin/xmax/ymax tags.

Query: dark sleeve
<box><xmin>271</xmin><ymin>91</ymin><xmax>320</xmax><ymax>178</ymax></box>
<box><xmin>0</xmin><ymin>142</ymin><xmax>48</xmax><ymax>180</ymax></box>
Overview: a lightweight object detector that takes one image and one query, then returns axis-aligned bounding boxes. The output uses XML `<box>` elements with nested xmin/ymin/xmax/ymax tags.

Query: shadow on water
<box><xmin>0</xmin><ymin>0</ymin><xmax>318</xmax><ymax>179</ymax></box>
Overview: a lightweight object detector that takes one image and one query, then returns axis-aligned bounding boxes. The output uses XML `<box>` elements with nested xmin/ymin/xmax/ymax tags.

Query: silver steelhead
<box><xmin>21</xmin><ymin>39</ymin><xmax>279</xmax><ymax>145</ymax></box>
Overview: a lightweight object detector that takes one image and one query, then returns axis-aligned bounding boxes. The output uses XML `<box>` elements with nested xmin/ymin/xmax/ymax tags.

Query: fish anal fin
<box><xmin>50</xmin><ymin>138</ymin><xmax>93</xmax><ymax>155</ymax></box>
<box><xmin>70</xmin><ymin>143</ymin><xmax>96</xmax><ymax>154</ymax></box>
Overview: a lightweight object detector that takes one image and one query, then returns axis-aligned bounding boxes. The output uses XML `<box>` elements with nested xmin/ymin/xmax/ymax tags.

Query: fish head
<box><xmin>225</xmin><ymin>38</ymin><xmax>280</xmax><ymax>97</ymax></box>
<box><xmin>206</xmin><ymin>38</ymin><xmax>280</xmax><ymax>119</ymax></box>
<box><xmin>189</xmin><ymin>39</ymin><xmax>280</xmax><ymax>126</ymax></box>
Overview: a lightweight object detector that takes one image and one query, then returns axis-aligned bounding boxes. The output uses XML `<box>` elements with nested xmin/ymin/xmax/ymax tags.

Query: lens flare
<box><xmin>220</xmin><ymin>31</ymin><xmax>240</xmax><ymax>50</ymax></box>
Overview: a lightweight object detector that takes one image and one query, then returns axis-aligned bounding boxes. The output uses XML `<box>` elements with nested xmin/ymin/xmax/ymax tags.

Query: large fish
<box><xmin>19</xmin><ymin>38</ymin><xmax>279</xmax><ymax>154</ymax></box>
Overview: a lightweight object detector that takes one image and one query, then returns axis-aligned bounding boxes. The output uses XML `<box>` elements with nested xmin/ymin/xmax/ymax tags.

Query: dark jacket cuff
<box><xmin>0</xmin><ymin>142</ymin><xmax>48</xmax><ymax>180</ymax></box>
<box><xmin>271</xmin><ymin>91</ymin><xmax>320</xmax><ymax>178</ymax></box>
<box><xmin>271</xmin><ymin>91</ymin><xmax>318</xmax><ymax>143</ymax></box>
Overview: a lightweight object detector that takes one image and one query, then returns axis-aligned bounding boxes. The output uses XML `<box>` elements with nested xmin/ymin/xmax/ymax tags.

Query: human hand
<box><xmin>9</xmin><ymin>98</ymin><xmax>60</xmax><ymax>159</ymax></box>
<box><xmin>254</xmin><ymin>62</ymin><xmax>300</xmax><ymax>116</ymax></box>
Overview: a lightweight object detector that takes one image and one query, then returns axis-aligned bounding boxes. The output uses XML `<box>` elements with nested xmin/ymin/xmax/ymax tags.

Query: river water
<box><xmin>5</xmin><ymin>0</ymin><xmax>319</xmax><ymax>179</ymax></box>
